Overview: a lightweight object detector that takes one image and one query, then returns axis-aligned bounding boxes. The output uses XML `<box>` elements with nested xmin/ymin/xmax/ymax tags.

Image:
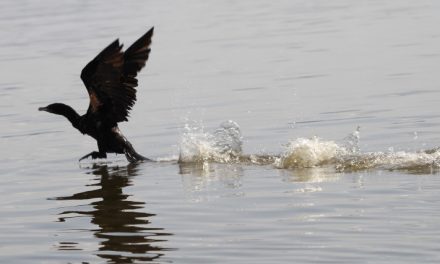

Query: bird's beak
<box><xmin>38</xmin><ymin>106</ymin><xmax>48</xmax><ymax>112</ymax></box>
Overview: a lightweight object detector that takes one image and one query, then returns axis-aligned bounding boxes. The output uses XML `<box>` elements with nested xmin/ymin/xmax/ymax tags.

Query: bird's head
<box><xmin>38</xmin><ymin>103</ymin><xmax>69</xmax><ymax>115</ymax></box>
<box><xmin>38</xmin><ymin>103</ymin><xmax>80</xmax><ymax>127</ymax></box>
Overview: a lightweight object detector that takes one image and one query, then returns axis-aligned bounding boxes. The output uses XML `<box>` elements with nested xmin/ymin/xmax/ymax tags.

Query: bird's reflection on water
<box><xmin>54</xmin><ymin>162</ymin><xmax>173</xmax><ymax>263</ymax></box>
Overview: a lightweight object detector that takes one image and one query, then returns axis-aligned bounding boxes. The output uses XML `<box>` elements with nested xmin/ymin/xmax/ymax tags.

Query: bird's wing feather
<box><xmin>124</xmin><ymin>27</ymin><xmax>154</xmax><ymax>77</ymax></box>
<box><xmin>80</xmin><ymin>27</ymin><xmax>154</xmax><ymax>123</ymax></box>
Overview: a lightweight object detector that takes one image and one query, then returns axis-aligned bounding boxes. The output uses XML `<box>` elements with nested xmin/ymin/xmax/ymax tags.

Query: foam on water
<box><xmin>275</xmin><ymin>127</ymin><xmax>440</xmax><ymax>171</ymax></box>
<box><xmin>178</xmin><ymin>122</ymin><xmax>440</xmax><ymax>172</ymax></box>
<box><xmin>336</xmin><ymin>150</ymin><xmax>440</xmax><ymax>172</ymax></box>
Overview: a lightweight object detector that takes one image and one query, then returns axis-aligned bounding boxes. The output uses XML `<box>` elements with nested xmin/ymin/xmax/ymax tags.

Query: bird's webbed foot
<box><xmin>79</xmin><ymin>151</ymin><xmax>107</xmax><ymax>161</ymax></box>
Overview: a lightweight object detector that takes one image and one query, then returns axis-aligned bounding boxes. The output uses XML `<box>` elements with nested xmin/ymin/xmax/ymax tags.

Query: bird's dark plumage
<box><xmin>39</xmin><ymin>27</ymin><xmax>154</xmax><ymax>162</ymax></box>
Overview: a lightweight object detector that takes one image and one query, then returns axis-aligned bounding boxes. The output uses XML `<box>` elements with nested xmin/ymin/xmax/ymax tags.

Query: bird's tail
<box><xmin>124</xmin><ymin>140</ymin><xmax>151</xmax><ymax>162</ymax></box>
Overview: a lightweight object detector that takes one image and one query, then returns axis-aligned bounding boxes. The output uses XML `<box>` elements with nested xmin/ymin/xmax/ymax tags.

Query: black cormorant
<box><xmin>39</xmin><ymin>27</ymin><xmax>154</xmax><ymax>162</ymax></box>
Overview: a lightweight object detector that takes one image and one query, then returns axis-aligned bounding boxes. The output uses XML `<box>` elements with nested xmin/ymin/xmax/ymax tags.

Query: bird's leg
<box><xmin>79</xmin><ymin>137</ymin><xmax>108</xmax><ymax>161</ymax></box>
<box><xmin>79</xmin><ymin>151</ymin><xmax>107</xmax><ymax>161</ymax></box>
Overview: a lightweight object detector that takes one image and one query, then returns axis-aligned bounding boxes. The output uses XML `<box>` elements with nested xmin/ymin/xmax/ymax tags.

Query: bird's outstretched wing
<box><xmin>80</xmin><ymin>27</ymin><xmax>154</xmax><ymax>123</ymax></box>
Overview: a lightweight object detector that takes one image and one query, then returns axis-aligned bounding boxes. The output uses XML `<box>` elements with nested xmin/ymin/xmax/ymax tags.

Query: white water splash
<box><xmin>176</xmin><ymin>122</ymin><xmax>440</xmax><ymax>173</ymax></box>
<box><xmin>178</xmin><ymin>120</ymin><xmax>243</xmax><ymax>163</ymax></box>
<box><xmin>275</xmin><ymin>137</ymin><xmax>348</xmax><ymax>169</ymax></box>
<box><xmin>343</xmin><ymin>126</ymin><xmax>360</xmax><ymax>154</ymax></box>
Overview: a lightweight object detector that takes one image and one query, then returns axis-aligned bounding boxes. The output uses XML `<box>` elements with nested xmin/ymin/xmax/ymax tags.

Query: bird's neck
<box><xmin>54</xmin><ymin>104</ymin><xmax>81</xmax><ymax>129</ymax></box>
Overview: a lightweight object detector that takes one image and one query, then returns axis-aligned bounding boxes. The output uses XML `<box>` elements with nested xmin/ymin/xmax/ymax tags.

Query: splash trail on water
<box><xmin>176</xmin><ymin>121</ymin><xmax>440</xmax><ymax>173</ymax></box>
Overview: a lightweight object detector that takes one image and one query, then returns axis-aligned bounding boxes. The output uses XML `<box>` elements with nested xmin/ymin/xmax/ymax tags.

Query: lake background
<box><xmin>1</xmin><ymin>0</ymin><xmax>440</xmax><ymax>263</ymax></box>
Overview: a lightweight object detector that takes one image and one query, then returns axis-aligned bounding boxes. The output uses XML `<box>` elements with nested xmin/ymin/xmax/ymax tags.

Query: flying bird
<box><xmin>39</xmin><ymin>27</ymin><xmax>154</xmax><ymax>162</ymax></box>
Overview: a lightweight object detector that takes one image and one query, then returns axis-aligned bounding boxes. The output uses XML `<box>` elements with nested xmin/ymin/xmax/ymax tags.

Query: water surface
<box><xmin>1</xmin><ymin>1</ymin><xmax>440</xmax><ymax>263</ymax></box>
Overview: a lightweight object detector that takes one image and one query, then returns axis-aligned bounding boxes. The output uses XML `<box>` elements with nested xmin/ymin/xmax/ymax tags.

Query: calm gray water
<box><xmin>1</xmin><ymin>1</ymin><xmax>440</xmax><ymax>263</ymax></box>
